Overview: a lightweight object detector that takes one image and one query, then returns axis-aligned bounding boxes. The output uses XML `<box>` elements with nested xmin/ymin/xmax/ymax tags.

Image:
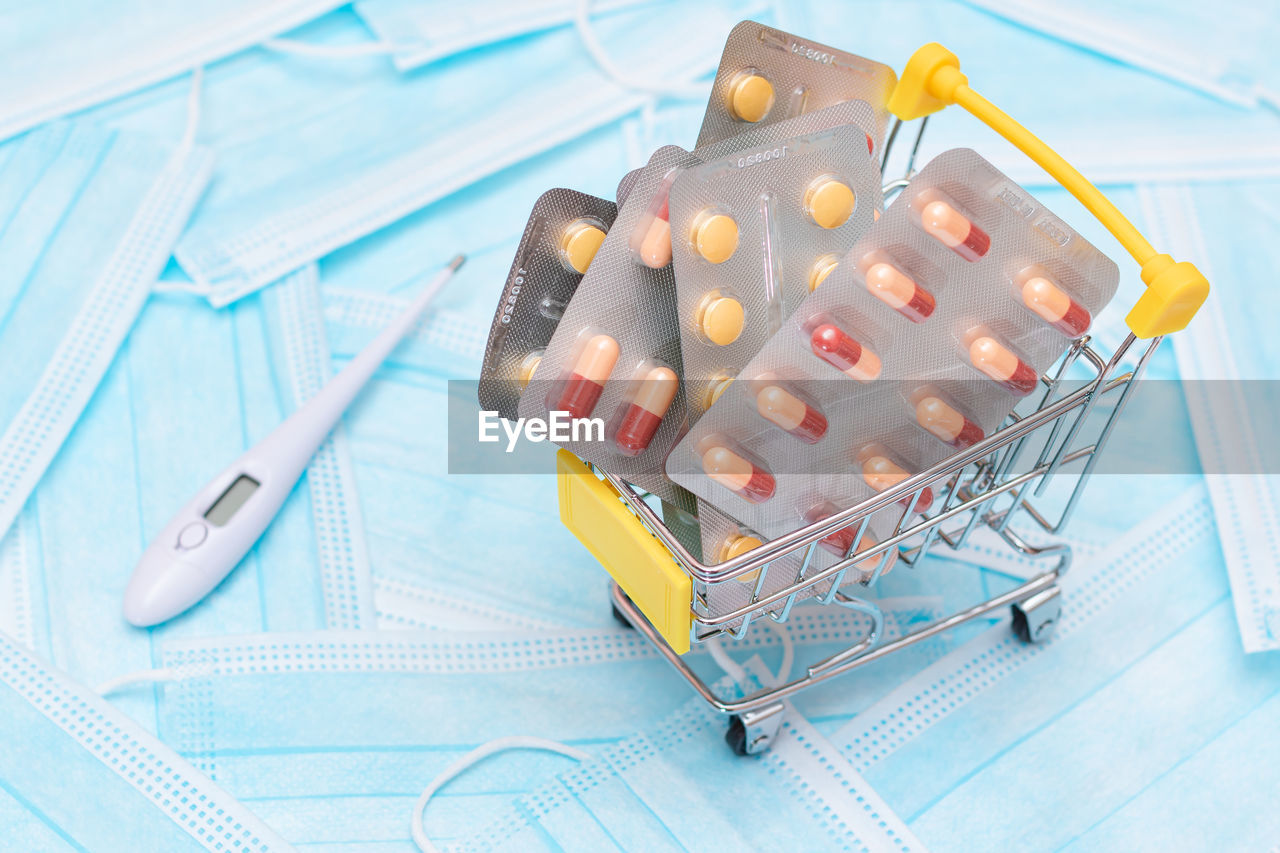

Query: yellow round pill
<box><xmin>704</xmin><ymin>372</ymin><xmax>735</xmax><ymax>408</ymax></box>
<box><xmin>809</xmin><ymin>254</ymin><xmax>839</xmax><ymax>291</ymax></box>
<box><xmin>728</xmin><ymin>73</ymin><xmax>774</xmax><ymax>122</ymax></box>
<box><xmin>805</xmin><ymin>178</ymin><xmax>856</xmax><ymax>229</ymax></box>
<box><xmin>560</xmin><ymin>220</ymin><xmax>607</xmax><ymax>274</ymax></box>
<box><xmin>700</xmin><ymin>295</ymin><xmax>744</xmax><ymax>346</ymax></box>
<box><xmin>692</xmin><ymin>213</ymin><xmax>739</xmax><ymax>264</ymax></box>
<box><xmin>517</xmin><ymin>351</ymin><xmax>543</xmax><ymax>389</ymax></box>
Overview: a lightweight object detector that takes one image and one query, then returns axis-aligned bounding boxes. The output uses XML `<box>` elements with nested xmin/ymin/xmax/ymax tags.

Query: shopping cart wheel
<box><xmin>611</xmin><ymin>601</ymin><xmax>635</xmax><ymax>630</ymax></box>
<box><xmin>724</xmin><ymin>704</ymin><xmax>786</xmax><ymax>755</ymax></box>
<box><xmin>1011</xmin><ymin>585</ymin><xmax>1062</xmax><ymax>644</ymax></box>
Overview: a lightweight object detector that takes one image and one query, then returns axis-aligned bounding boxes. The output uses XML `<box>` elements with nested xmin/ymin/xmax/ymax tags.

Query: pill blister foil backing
<box><xmin>478</xmin><ymin>188</ymin><xmax>618</xmax><ymax>422</ymax></box>
<box><xmin>668</xmin><ymin>147</ymin><xmax>1119</xmax><ymax>543</ymax></box>
<box><xmin>697</xmin><ymin>20</ymin><xmax>897</xmax><ymax>153</ymax></box>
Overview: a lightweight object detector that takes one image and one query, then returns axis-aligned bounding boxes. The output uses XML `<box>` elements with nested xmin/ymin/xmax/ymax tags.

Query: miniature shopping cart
<box><xmin>556</xmin><ymin>44</ymin><xmax>1209</xmax><ymax>754</ymax></box>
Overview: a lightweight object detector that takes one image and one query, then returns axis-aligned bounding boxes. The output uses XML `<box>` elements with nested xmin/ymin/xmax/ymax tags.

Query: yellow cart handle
<box><xmin>888</xmin><ymin>43</ymin><xmax>1209</xmax><ymax>339</ymax></box>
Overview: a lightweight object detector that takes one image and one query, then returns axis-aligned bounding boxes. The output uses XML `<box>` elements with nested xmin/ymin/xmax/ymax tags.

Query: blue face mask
<box><xmin>1139</xmin><ymin>178</ymin><xmax>1280</xmax><ymax>653</ymax></box>
<box><xmin>453</xmin><ymin>661</ymin><xmax>924</xmax><ymax>853</ymax></box>
<box><xmin>0</xmin><ymin>628</ymin><xmax>291</xmax><ymax>852</ymax></box>
<box><xmin>86</xmin><ymin>0</ymin><xmax>763</xmax><ymax>307</ymax></box>
<box><xmin>826</xmin><ymin>486</ymin><xmax>1280</xmax><ymax>849</ymax></box>
<box><xmin>0</xmin><ymin>265</ymin><xmax>366</xmax><ymax>727</ymax></box>
<box><xmin>961</xmin><ymin>0</ymin><xmax>1280</xmax><ymax>109</ymax></box>
<box><xmin>0</xmin><ymin>120</ymin><xmax>212</xmax><ymax>544</ymax></box>
<box><xmin>777</xmin><ymin>0</ymin><xmax>1280</xmax><ymax>188</ymax></box>
<box><xmin>0</xmin><ymin>0</ymin><xmax>343</xmax><ymax>142</ymax></box>
<box><xmin>353</xmin><ymin>0</ymin><xmax>651</xmax><ymax>72</ymax></box>
<box><xmin>144</xmin><ymin>603</ymin><xmax>942</xmax><ymax>847</ymax></box>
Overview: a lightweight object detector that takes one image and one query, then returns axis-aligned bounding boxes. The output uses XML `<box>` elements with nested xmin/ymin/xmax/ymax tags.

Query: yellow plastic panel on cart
<box><xmin>556</xmin><ymin>450</ymin><xmax>692</xmax><ymax>654</ymax></box>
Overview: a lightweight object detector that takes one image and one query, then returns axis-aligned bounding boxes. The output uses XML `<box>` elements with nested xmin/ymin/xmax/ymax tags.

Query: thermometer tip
<box><xmin>448</xmin><ymin>253</ymin><xmax>466</xmax><ymax>273</ymax></box>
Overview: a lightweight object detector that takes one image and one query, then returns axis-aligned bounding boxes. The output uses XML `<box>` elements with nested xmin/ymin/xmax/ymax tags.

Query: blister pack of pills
<box><xmin>519</xmin><ymin>104</ymin><xmax>884</xmax><ymax>505</ymax></box>
<box><xmin>519</xmin><ymin>146</ymin><xmax>697</xmax><ymax>505</ymax></box>
<box><xmin>670</xmin><ymin>120</ymin><xmax>884</xmax><ymax>425</ymax></box>
<box><xmin>697</xmin><ymin>20</ymin><xmax>897</xmax><ymax>153</ymax></box>
<box><xmin>478</xmin><ymin>188</ymin><xmax>617</xmax><ymax>421</ymax></box>
<box><xmin>667</xmin><ymin>148</ymin><xmax>1119</xmax><ymax>544</ymax></box>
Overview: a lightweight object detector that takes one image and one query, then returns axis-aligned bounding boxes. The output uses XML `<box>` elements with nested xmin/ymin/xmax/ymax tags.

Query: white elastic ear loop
<box><xmin>95</xmin><ymin>667</ymin><xmax>178</xmax><ymax>696</ymax></box>
<box><xmin>410</xmin><ymin>736</ymin><xmax>591</xmax><ymax>853</ymax></box>
<box><xmin>573</xmin><ymin>0</ymin><xmax>709</xmax><ymax>98</ymax></box>
<box><xmin>261</xmin><ymin>37</ymin><xmax>408</xmax><ymax>59</ymax></box>
<box><xmin>707</xmin><ymin>620</ymin><xmax>795</xmax><ymax>689</ymax></box>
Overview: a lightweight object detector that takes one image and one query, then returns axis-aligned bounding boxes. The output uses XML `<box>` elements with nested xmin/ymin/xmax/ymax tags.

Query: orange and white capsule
<box><xmin>756</xmin><ymin>385</ymin><xmax>827</xmax><ymax>443</ymax></box>
<box><xmin>1022</xmin><ymin>276</ymin><xmax>1091</xmax><ymax>337</ymax></box>
<box><xmin>969</xmin><ymin>337</ymin><xmax>1038</xmax><ymax>396</ymax></box>
<box><xmin>553</xmin><ymin>334</ymin><xmax>618</xmax><ymax>419</ymax></box>
<box><xmin>920</xmin><ymin>200</ymin><xmax>990</xmax><ymax>261</ymax></box>
<box><xmin>861</xmin><ymin>455</ymin><xmax>933</xmax><ymax>512</ymax></box>
<box><xmin>915</xmin><ymin>396</ymin><xmax>984</xmax><ymax>449</ymax></box>
<box><xmin>810</xmin><ymin>323</ymin><xmax>881</xmax><ymax>382</ymax></box>
<box><xmin>630</xmin><ymin>187</ymin><xmax>673</xmax><ymax>268</ymax></box>
<box><xmin>864</xmin><ymin>262</ymin><xmax>935</xmax><ymax>322</ymax></box>
<box><xmin>702</xmin><ymin>446</ymin><xmax>775</xmax><ymax>504</ymax></box>
<box><xmin>803</xmin><ymin>503</ymin><xmax>882</xmax><ymax>563</ymax></box>
<box><xmin>614</xmin><ymin>366</ymin><xmax>678</xmax><ymax>456</ymax></box>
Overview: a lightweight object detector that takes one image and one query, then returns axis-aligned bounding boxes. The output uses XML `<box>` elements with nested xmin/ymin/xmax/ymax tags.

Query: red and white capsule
<box><xmin>915</xmin><ymin>396</ymin><xmax>984</xmax><ymax>449</ymax></box>
<box><xmin>921</xmin><ymin>200</ymin><xmax>990</xmax><ymax>261</ymax></box>
<box><xmin>969</xmin><ymin>337</ymin><xmax>1038</xmax><ymax>396</ymax></box>
<box><xmin>1022</xmin><ymin>276</ymin><xmax>1091</xmax><ymax>337</ymax></box>
<box><xmin>702</xmin><ymin>446</ymin><xmax>775</xmax><ymax>504</ymax></box>
<box><xmin>861</xmin><ymin>455</ymin><xmax>933</xmax><ymax>512</ymax></box>
<box><xmin>553</xmin><ymin>333</ymin><xmax>618</xmax><ymax>419</ymax></box>
<box><xmin>864</xmin><ymin>262</ymin><xmax>935</xmax><ymax>322</ymax></box>
<box><xmin>756</xmin><ymin>385</ymin><xmax>827</xmax><ymax>443</ymax></box>
<box><xmin>803</xmin><ymin>504</ymin><xmax>891</xmax><ymax>570</ymax></box>
<box><xmin>810</xmin><ymin>323</ymin><xmax>882</xmax><ymax>381</ymax></box>
<box><xmin>614</xmin><ymin>366</ymin><xmax>678</xmax><ymax>456</ymax></box>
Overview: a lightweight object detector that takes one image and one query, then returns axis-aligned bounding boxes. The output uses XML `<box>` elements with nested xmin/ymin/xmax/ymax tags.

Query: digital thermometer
<box><xmin>123</xmin><ymin>255</ymin><xmax>464</xmax><ymax>627</ymax></box>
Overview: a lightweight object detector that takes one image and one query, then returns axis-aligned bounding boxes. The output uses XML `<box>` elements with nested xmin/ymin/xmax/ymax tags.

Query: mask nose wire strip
<box><xmin>260</xmin><ymin>37</ymin><xmax>409</xmax><ymax>59</ymax></box>
<box><xmin>572</xmin><ymin>0</ymin><xmax>709</xmax><ymax>98</ymax></box>
<box><xmin>410</xmin><ymin>735</ymin><xmax>592</xmax><ymax>853</ymax></box>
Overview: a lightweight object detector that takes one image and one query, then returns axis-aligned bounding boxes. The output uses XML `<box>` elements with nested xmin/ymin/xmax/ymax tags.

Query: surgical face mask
<box><xmin>776</xmin><ymin>0</ymin><xmax>1280</xmax><ymax>188</ymax></box>
<box><xmin>0</xmin><ymin>0</ymin><xmax>343</xmax><ymax>142</ymax></box>
<box><xmin>827</xmin><ymin>486</ymin><xmax>1280</xmax><ymax>849</ymax></box>
<box><xmin>1141</xmin><ymin>179</ymin><xmax>1280</xmax><ymax>653</ymax></box>
<box><xmin>0</xmin><ymin>628</ymin><xmax>291</xmax><ymax>852</ymax></box>
<box><xmin>353</xmin><ymin>0</ymin><xmax>649</xmax><ymax>72</ymax></box>
<box><xmin>961</xmin><ymin>0</ymin><xmax>1280</xmax><ymax>110</ymax></box>
<box><xmin>145</xmin><ymin>604</ymin><xmax>941</xmax><ymax>847</ymax></box>
<box><xmin>90</xmin><ymin>0</ymin><xmax>763</xmax><ymax>307</ymax></box>
<box><xmin>0</xmin><ymin>120</ymin><xmax>212</xmax><ymax>543</ymax></box>
<box><xmin>0</xmin><ymin>266</ymin><xmax>358</xmax><ymax>728</ymax></box>
<box><xmin>453</xmin><ymin>663</ymin><xmax>924</xmax><ymax>853</ymax></box>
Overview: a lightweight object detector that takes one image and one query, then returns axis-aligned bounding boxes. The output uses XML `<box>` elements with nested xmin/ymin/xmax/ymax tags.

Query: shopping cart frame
<box><xmin>555</xmin><ymin>43</ymin><xmax>1209</xmax><ymax>754</ymax></box>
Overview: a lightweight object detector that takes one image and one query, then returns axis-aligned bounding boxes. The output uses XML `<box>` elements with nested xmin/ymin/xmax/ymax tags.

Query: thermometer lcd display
<box><xmin>204</xmin><ymin>474</ymin><xmax>260</xmax><ymax>526</ymax></box>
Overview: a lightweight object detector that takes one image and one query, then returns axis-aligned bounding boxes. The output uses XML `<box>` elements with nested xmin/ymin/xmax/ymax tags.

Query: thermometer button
<box><xmin>176</xmin><ymin>521</ymin><xmax>209</xmax><ymax>551</ymax></box>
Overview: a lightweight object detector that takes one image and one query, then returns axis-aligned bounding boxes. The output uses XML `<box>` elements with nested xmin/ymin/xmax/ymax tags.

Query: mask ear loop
<box><xmin>261</xmin><ymin>37</ymin><xmax>408</xmax><ymax>59</ymax></box>
<box><xmin>410</xmin><ymin>735</ymin><xmax>591</xmax><ymax>853</ymax></box>
<box><xmin>572</xmin><ymin>0</ymin><xmax>711</xmax><ymax>99</ymax></box>
<box><xmin>157</xmin><ymin>66</ymin><xmax>215</xmax><ymax>298</ymax></box>
<box><xmin>706</xmin><ymin>619</ymin><xmax>795</xmax><ymax>689</ymax></box>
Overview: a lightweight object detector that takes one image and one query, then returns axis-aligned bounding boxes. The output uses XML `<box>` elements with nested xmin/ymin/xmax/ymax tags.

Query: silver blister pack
<box><xmin>519</xmin><ymin>105</ymin><xmax>888</xmax><ymax>506</ymax></box>
<box><xmin>667</xmin><ymin>148</ymin><xmax>1119</xmax><ymax>545</ymax></box>
<box><xmin>478</xmin><ymin>188</ymin><xmax>617</xmax><ymax>421</ymax></box>
<box><xmin>519</xmin><ymin>146</ymin><xmax>698</xmax><ymax>505</ymax></box>
<box><xmin>697</xmin><ymin>20</ymin><xmax>897</xmax><ymax>153</ymax></box>
<box><xmin>670</xmin><ymin>120</ymin><xmax>884</xmax><ymax>425</ymax></box>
